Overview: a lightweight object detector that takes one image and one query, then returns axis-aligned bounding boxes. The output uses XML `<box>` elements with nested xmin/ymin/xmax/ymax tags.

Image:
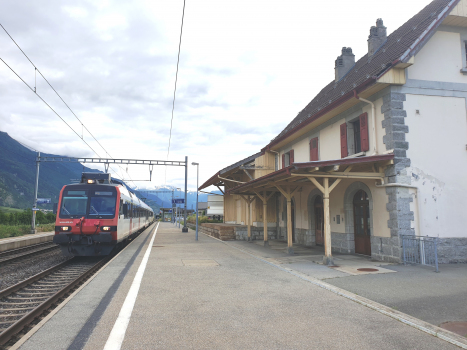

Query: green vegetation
<box><xmin>187</xmin><ymin>214</ymin><xmax>222</xmax><ymax>224</ymax></box>
<box><xmin>0</xmin><ymin>208</ymin><xmax>56</xmax><ymax>238</ymax></box>
<box><xmin>0</xmin><ymin>223</ymin><xmax>55</xmax><ymax>239</ymax></box>
<box><xmin>0</xmin><ymin>206</ymin><xmax>23</xmax><ymax>213</ymax></box>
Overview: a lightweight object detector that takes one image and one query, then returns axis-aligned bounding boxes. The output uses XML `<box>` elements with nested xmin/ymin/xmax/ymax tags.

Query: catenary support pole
<box><xmin>195</xmin><ymin>163</ymin><xmax>199</xmax><ymax>240</ymax></box>
<box><xmin>182</xmin><ymin>156</ymin><xmax>188</xmax><ymax>232</ymax></box>
<box><xmin>31</xmin><ymin>151</ymin><xmax>40</xmax><ymax>234</ymax></box>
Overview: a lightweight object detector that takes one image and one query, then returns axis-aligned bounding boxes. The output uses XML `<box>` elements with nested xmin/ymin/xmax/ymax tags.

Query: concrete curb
<box><xmin>9</xmin><ymin>223</ymin><xmax>157</xmax><ymax>350</ymax></box>
<box><xmin>198</xmin><ymin>231</ymin><xmax>467</xmax><ymax>349</ymax></box>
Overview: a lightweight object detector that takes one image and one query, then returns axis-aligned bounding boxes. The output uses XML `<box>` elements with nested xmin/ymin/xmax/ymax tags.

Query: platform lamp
<box><xmin>176</xmin><ymin>187</ymin><xmax>181</xmax><ymax>227</ymax></box>
<box><xmin>192</xmin><ymin>162</ymin><xmax>199</xmax><ymax>241</ymax></box>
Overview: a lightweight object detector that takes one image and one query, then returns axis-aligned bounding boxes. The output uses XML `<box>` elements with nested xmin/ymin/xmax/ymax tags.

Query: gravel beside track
<box><xmin>0</xmin><ymin>250</ymin><xmax>70</xmax><ymax>292</ymax></box>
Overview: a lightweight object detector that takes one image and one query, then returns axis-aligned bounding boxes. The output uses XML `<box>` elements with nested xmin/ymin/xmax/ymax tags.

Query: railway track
<box><xmin>0</xmin><ymin>256</ymin><xmax>108</xmax><ymax>347</ymax></box>
<box><xmin>0</xmin><ymin>242</ymin><xmax>60</xmax><ymax>265</ymax></box>
<box><xmin>0</xmin><ymin>224</ymin><xmax>152</xmax><ymax>348</ymax></box>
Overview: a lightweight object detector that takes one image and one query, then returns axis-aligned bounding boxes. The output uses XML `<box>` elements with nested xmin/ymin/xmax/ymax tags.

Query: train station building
<box><xmin>200</xmin><ymin>0</ymin><xmax>467</xmax><ymax>265</ymax></box>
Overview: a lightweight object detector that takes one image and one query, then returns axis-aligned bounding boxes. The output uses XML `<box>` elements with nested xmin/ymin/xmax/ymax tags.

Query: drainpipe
<box><xmin>354</xmin><ymin>90</ymin><xmax>378</xmax><ymax>155</ymax></box>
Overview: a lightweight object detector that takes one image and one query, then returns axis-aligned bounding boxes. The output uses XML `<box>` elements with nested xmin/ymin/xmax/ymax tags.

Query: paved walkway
<box><xmin>227</xmin><ymin>239</ymin><xmax>467</xmax><ymax>332</ymax></box>
<box><xmin>18</xmin><ymin>223</ymin><xmax>461</xmax><ymax>349</ymax></box>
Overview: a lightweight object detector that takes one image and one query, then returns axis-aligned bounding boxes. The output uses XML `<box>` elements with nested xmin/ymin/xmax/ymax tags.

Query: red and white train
<box><xmin>54</xmin><ymin>173</ymin><xmax>154</xmax><ymax>256</ymax></box>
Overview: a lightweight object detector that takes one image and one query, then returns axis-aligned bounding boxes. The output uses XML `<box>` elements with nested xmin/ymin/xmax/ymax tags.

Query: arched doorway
<box><xmin>314</xmin><ymin>196</ymin><xmax>324</xmax><ymax>245</ymax></box>
<box><xmin>353</xmin><ymin>190</ymin><xmax>371</xmax><ymax>255</ymax></box>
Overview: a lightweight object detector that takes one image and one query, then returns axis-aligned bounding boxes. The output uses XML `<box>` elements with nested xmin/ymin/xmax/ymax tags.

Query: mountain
<box><xmin>0</xmin><ymin>131</ymin><xmax>218</xmax><ymax>214</ymax></box>
<box><xmin>134</xmin><ymin>185</ymin><xmax>222</xmax><ymax>212</ymax></box>
<box><xmin>0</xmin><ymin>131</ymin><xmax>102</xmax><ymax>210</ymax></box>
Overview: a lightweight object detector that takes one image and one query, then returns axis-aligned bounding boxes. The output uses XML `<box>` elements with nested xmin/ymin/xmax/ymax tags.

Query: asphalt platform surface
<box><xmin>18</xmin><ymin>223</ymin><xmax>459</xmax><ymax>349</ymax></box>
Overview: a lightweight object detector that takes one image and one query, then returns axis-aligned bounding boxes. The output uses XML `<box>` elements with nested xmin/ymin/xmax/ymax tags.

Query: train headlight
<box><xmin>101</xmin><ymin>226</ymin><xmax>111</xmax><ymax>231</ymax></box>
<box><xmin>61</xmin><ymin>226</ymin><xmax>71</xmax><ymax>231</ymax></box>
<box><xmin>87</xmin><ymin>179</ymin><xmax>96</xmax><ymax>184</ymax></box>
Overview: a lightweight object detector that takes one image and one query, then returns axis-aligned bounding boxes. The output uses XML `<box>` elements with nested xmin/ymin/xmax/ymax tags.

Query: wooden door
<box><xmin>314</xmin><ymin>196</ymin><xmax>324</xmax><ymax>245</ymax></box>
<box><xmin>353</xmin><ymin>190</ymin><xmax>371</xmax><ymax>255</ymax></box>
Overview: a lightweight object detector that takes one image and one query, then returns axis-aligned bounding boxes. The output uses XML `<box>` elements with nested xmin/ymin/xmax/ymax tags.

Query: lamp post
<box><xmin>192</xmin><ymin>162</ymin><xmax>199</xmax><ymax>241</ymax></box>
<box><xmin>176</xmin><ymin>187</ymin><xmax>181</xmax><ymax>228</ymax></box>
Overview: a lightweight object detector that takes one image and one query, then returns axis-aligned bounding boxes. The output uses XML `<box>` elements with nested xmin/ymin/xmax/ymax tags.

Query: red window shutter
<box><xmin>360</xmin><ymin>112</ymin><xmax>369</xmax><ymax>152</ymax></box>
<box><xmin>289</xmin><ymin>149</ymin><xmax>294</xmax><ymax>165</ymax></box>
<box><xmin>310</xmin><ymin>137</ymin><xmax>319</xmax><ymax>161</ymax></box>
<box><xmin>340</xmin><ymin>123</ymin><xmax>348</xmax><ymax>158</ymax></box>
<box><xmin>282</xmin><ymin>154</ymin><xmax>285</xmax><ymax>169</ymax></box>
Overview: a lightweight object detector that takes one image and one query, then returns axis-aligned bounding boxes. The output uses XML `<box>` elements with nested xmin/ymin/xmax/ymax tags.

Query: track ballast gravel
<box><xmin>0</xmin><ymin>250</ymin><xmax>70</xmax><ymax>291</ymax></box>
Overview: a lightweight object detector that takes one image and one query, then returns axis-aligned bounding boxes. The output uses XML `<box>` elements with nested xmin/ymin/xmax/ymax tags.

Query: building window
<box><xmin>350</xmin><ymin>119</ymin><xmax>362</xmax><ymax>154</ymax></box>
<box><xmin>310</xmin><ymin>137</ymin><xmax>319</xmax><ymax>161</ymax></box>
<box><xmin>340</xmin><ymin>113</ymin><xmax>369</xmax><ymax>158</ymax></box>
<box><xmin>281</xmin><ymin>149</ymin><xmax>294</xmax><ymax>168</ymax></box>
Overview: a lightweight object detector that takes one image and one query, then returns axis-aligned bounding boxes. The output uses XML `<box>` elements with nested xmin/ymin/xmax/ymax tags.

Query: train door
<box><xmin>130</xmin><ymin>203</ymin><xmax>133</xmax><ymax>235</ymax></box>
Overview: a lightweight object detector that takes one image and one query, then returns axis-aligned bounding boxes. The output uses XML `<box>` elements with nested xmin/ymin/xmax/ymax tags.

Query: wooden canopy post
<box><xmin>307</xmin><ymin>176</ymin><xmax>342</xmax><ymax>266</ymax></box>
<box><xmin>240</xmin><ymin>195</ymin><xmax>255</xmax><ymax>241</ymax></box>
<box><xmin>254</xmin><ymin>190</ymin><xmax>275</xmax><ymax>246</ymax></box>
<box><xmin>323</xmin><ymin>178</ymin><xmax>332</xmax><ymax>265</ymax></box>
<box><xmin>275</xmin><ymin>185</ymin><xmax>301</xmax><ymax>255</ymax></box>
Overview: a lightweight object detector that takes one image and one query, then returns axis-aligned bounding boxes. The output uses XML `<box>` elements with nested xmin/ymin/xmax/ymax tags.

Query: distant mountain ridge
<box><xmin>0</xmin><ymin>131</ymin><xmax>220</xmax><ymax>213</ymax></box>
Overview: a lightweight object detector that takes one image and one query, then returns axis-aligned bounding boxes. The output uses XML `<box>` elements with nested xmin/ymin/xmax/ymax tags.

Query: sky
<box><xmin>0</xmin><ymin>0</ymin><xmax>433</xmax><ymax>192</ymax></box>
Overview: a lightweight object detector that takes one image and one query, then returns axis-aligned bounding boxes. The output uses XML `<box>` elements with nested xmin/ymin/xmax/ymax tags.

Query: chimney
<box><xmin>368</xmin><ymin>18</ymin><xmax>387</xmax><ymax>56</ymax></box>
<box><xmin>334</xmin><ymin>47</ymin><xmax>355</xmax><ymax>82</ymax></box>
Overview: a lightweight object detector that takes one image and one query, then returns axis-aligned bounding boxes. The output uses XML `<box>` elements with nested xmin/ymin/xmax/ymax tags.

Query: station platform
<box><xmin>0</xmin><ymin>231</ymin><xmax>54</xmax><ymax>252</ymax></box>
<box><xmin>14</xmin><ymin>222</ymin><xmax>459</xmax><ymax>350</ymax></box>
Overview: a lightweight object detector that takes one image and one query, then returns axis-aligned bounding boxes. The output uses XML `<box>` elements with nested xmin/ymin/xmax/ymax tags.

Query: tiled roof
<box><xmin>269</xmin><ymin>0</ymin><xmax>456</xmax><ymax>146</ymax></box>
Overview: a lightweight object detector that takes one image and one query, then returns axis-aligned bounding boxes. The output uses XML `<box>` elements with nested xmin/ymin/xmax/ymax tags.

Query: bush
<box><xmin>0</xmin><ymin>223</ymin><xmax>56</xmax><ymax>239</ymax></box>
<box><xmin>0</xmin><ymin>209</ymin><xmax>55</xmax><ymax>226</ymax></box>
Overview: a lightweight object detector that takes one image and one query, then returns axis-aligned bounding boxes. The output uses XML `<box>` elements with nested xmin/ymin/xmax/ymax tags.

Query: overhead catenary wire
<box><xmin>0</xmin><ymin>23</ymin><xmax>135</xmax><ymax>185</ymax></box>
<box><xmin>165</xmin><ymin>0</ymin><xmax>187</xmax><ymax>184</ymax></box>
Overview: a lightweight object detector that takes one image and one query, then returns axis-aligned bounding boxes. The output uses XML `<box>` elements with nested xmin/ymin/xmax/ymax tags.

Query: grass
<box><xmin>0</xmin><ymin>223</ymin><xmax>55</xmax><ymax>239</ymax></box>
<box><xmin>0</xmin><ymin>206</ymin><xmax>24</xmax><ymax>214</ymax></box>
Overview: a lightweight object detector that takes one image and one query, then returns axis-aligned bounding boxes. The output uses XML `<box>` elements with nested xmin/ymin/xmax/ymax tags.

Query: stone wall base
<box><xmin>235</xmin><ymin>226</ymin><xmax>277</xmax><ymax>241</ymax></box>
<box><xmin>371</xmin><ymin>236</ymin><xmax>401</xmax><ymax>263</ymax></box>
<box><xmin>438</xmin><ymin>237</ymin><xmax>467</xmax><ymax>264</ymax></box>
<box><xmin>331</xmin><ymin>232</ymin><xmax>354</xmax><ymax>254</ymax></box>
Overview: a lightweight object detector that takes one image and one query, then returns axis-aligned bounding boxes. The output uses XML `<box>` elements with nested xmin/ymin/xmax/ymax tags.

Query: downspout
<box><xmin>354</xmin><ymin>90</ymin><xmax>377</xmax><ymax>155</ymax></box>
<box><xmin>267</xmin><ymin>148</ymin><xmax>280</xmax><ymax>170</ymax></box>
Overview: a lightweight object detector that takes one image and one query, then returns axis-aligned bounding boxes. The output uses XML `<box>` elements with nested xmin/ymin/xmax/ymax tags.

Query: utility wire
<box><xmin>165</xmin><ymin>0</ymin><xmax>187</xmax><ymax>183</ymax></box>
<box><xmin>0</xmin><ymin>23</ymin><xmax>135</xmax><ymax>185</ymax></box>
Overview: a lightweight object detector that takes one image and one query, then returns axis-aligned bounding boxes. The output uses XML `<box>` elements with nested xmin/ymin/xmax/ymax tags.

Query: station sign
<box><xmin>37</xmin><ymin>198</ymin><xmax>52</xmax><ymax>204</ymax></box>
<box><xmin>172</xmin><ymin>198</ymin><xmax>185</xmax><ymax>204</ymax></box>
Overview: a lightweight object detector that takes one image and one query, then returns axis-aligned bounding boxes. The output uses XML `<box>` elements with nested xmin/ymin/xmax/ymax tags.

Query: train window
<box><xmin>89</xmin><ymin>192</ymin><xmax>117</xmax><ymax>217</ymax></box>
<box><xmin>119</xmin><ymin>199</ymin><xmax>123</xmax><ymax>217</ymax></box>
<box><xmin>60</xmin><ymin>191</ymin><xmax>88</xmax><ymax>218</ymax></box>
<box><xmin>123</xmin><ymin>203</ymin><xmax>128</xmax><ymax>218</ymax></box>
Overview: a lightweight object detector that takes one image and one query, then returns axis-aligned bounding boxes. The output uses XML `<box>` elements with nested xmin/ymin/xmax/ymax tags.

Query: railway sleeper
<box><xmin>0</xmin><ymin>307</ymin><xmax>34</xmax><ymax>312</ymax></box>
<box><xmin>14</xmin><ymin>292</ymin><xmax>54</xmax><ymax>297</ymax></box>
<box><xmin>0</xmin><ymin>301</ymin><xmax>42</xmax><ymax>306</ymax></box>
<box><xmin>5</xmin><ymin>296</ymin><xmax>49</xmax><ymax>301</ymax></box>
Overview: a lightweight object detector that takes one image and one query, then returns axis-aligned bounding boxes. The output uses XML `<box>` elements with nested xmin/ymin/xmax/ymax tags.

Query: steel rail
<box><xmin>0</xmin><ymin>243</ymin><xmax>60</xmax><ymax>265</ymax></box>
<box><xmin>0</xmin><ymin>222</ymin><xmax>152</xmax><ymax>346</ymax></box>
<box><xmin>0</xmin><ymin>257</ymin><xmax>107</xmax><ymax>346</ymax></box>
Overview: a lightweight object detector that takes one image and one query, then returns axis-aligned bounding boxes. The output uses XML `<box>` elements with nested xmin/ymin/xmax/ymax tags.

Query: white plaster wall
<box><xmin>292</xmin><ymin>137</ymin><xmax>310</xmax><ymax>163</ymax></box>
<box><xmin>405</xmin><ymin>94</ymin><xmax>467</xmax><ymax>238</ymax></box>
<box><xmin>408</xmin><ymin>31</ymin><xmax>466</xmax><ymax>84</ymax></box>
<box><xmin>291</xmin><ymin>179</ymin><xmax>390</xmax><ymax>237</ymax></box>
<box><xmin>319</xmin><ymin>120</ymin><xmax>342</xmax><ymax>160</ymax></box>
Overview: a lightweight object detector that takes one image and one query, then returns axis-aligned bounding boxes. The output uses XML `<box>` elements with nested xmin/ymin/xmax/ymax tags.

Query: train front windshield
<box><xmin>59</xmin><ymin>187</ymin><xmax>117</xmax><ymax>219</ymax></box>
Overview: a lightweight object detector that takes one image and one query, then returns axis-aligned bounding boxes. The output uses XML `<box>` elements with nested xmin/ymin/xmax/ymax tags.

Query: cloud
<box><xmin>0</xmin><ymin>0</ymin><xmax>433</xmax><ymax>191</ymax></box>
